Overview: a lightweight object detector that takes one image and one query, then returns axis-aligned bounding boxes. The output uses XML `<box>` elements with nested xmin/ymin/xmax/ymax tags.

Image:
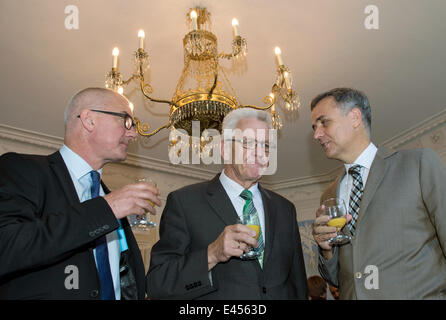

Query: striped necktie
<box><xmin>90</xmin><ymin>170</ymin><xmax>115</xmax><ymax>300</ymax></box>
<box><xmin>240</xmin><ymin>189</ymin><xmax>264</xmax><ymax>267</ymax></box>
<box><xmin>347</xmin><ymin>165</ymin><xmax>363</xmax><ymax>236</ymax></box>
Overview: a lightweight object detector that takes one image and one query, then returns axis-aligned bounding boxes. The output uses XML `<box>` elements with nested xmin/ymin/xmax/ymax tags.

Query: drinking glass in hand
<box><xmin>237</xmin><ymin>218</ymin><xmax>261</xmax><ymax>260</ymax></box>
<box><xmin>323</xmin><ymin>198</ymin><xmax>351</xmax><ymax>245</ymax></box>
<box><xmin>130</xmin><ymin>178</ymin><xmax>157</xmax><ymax>230</ymax></box>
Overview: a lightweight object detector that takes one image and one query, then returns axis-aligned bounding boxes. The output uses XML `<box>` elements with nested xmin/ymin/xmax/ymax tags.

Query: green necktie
<box><xmin>240</xmin><ymin>189</ymin><xmax>264</xmax><ymax>267</ymax></box>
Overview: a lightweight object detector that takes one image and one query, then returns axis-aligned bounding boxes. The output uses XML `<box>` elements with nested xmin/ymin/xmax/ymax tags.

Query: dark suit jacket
<box><xmin>318</xmin><ymin>148</ymin><xmax>446</xmax><ymax>299</ymax></box>
<box><xmin>146</xmin><ymin>174</ymin><xmax>307</xmax><ymax>299</ymax></box>
<box><xmin>0</xmin><ymin>151</ymin><xmax>145</xmax><ymax>299</ymax></box>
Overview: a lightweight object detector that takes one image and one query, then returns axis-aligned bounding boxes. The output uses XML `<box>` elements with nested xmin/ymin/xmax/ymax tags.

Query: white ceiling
<box><xmin>1</xmin><ymin>0</ymin><xmax>445</xmax><ymax>183</ymax></box>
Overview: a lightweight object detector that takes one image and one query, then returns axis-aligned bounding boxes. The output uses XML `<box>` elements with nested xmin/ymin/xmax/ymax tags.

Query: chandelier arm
<box><xmin>239</xmin><ymin>104</ymin><xmax>272</xmax><ymax>111</ymax></box>
<box><xmin>217</xmin><ymin>36</ymin><xmax>244</xmax><ymax>60</ymax></box>
<box><xmin>139</xmin><ymin>77</ymin><xmax>179</xmax><ymax>108</ymax></box>
<box><xmin>208</xmin><ymin>59</ymin><xmax>218</xmax><ymax>97</ymax></box>
<box><xmin>239</xmin><ymin>89</ymin><xmax>276</xmax><ymax>111</ymax></box>
<box><xmin>135</xmin><ymin>118</ymin><xmax>170</xmax><ymax>137</ymax></box>
<box><xmin>122</xmin><ymin>74</ymin><xmax>140</xmax><ymax>86</ymax></box>
<box><xmin>272</xmin><ymin>82</ymin><xmax>294</xmax><ymax>104</ymax></box>
<box><xmin>217</xmin><ymin>52</ymin><xmax>233</xmax><ymax>60</ymax></box>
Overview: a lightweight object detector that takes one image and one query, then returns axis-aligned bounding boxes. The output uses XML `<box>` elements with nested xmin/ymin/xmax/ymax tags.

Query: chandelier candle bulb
<box><xmin>232</xmin><ymin>18</ymin><xmax>240</xmax><ymax>38</ymax></box>
<box><xmin>284</xmin><ymin>71</ymin><xmax>292</xmax><ymax>90</ymax></box>
<box><xmin>274</xmin><ymin>47</ymin><xmax>284</xmax><ymax>66</ymax></box>
<box><xmin>138</xmin><ymin>30</ymin><xmax>145</xmax><ymax>50</ymax></box>
<box><xmin>112</xmin><ymin>47</ymin><xmax>119</xmax><ymax>69</ymax></box>
<box><xmin>190</xmin><ymin>10</ymin><xmax>198</xmax><ymax>30</ymax></box>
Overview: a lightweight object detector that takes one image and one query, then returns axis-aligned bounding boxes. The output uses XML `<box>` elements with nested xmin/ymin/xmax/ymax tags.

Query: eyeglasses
<box><xmin>77</xmin><ymin>109</ymin><xmax>136</xmax><ymax>130</ymax></box>
<box><xmin>228</xmin><ymin>138</ymin><xmax>275</xmax><ymax>152</ymax></box>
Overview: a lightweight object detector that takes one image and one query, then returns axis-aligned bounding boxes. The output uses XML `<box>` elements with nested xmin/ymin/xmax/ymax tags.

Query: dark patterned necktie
<box><xmin>240</xmin><ymin>189</ymin><xmax>264</xmax><ymax>267</ymax></box>
<box><xmin>347</xmin><ymin>165</ymin><xmax>363</xmax><ymax>236</ymax></box>
<box><xmin>90</xmin><ymin>170</ymin><xmax>115</xmax><ymax>300</ymax></box>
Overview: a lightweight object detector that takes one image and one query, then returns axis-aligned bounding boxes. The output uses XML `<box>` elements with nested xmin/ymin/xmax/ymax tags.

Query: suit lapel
<box><xmin>205</xmin><ymin>174</ymin><xmax>239</xmax><ymax>226</ymax></box>
<box><xmin>355</xmin><ymin>148</ymin><xmax>391</xmax><ymax>227</ymax></box>
<box><xmin>47</xmin><ymin>151</ymin><xmax>80</xmax><ymax>206</ymax></box>
<box><xmin>259</xmin><ymin>185</ymin><xmax>275</xmax><ymax>267</ymax></box>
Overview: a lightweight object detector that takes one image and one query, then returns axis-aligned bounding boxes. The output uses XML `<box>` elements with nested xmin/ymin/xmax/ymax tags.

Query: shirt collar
<box><xmin>219</xmin><ymin>169</ymin><xmax>259</xmax><ymax>200</ymax></box>
<box><xmin>59</xmin><ymin>144</ymin><xmax>102</xmax><ymax>181</ymax></box>
<box><xmin>344</xmin><ymin>142</ymin><xmax>377</xmax><ymax>172</ymax></box>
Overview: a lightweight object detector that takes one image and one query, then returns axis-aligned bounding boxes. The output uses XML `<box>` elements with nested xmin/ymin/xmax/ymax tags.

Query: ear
<box><xmin>349</xmin><ymin>107</ymin><xmax>363</xmax><ymax>129</ymax></box>
<box><xmin>78</xmin><ymin>109</ymin><xmax>95</xmax><ymax>132</ymax></box>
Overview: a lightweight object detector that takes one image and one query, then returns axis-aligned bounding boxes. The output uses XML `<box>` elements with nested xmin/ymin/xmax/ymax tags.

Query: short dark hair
<box><xmin>310</xmin><ymin>87</ymin><xmax>371</xmax><ymax>136</ymax></box>
<box><xmin>307</xmin><ymin>275</ymin><xmax>327</xmax><ymax>300</ymax></box>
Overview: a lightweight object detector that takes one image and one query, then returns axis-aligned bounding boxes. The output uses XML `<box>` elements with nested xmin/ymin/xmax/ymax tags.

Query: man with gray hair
<box><xmin>311</xmin><ymin>87</ymin><xmax>446</xmax><ymax>299</ymax></box>
<box><xmin>147</xmin><ymin>108</ymin><xmax>307</xmax><ymax>299</ymax></box>
<box><xmin>0</xmin><ymin>87</ymin><xmax>161</xmax><ymax>299</ymax></box>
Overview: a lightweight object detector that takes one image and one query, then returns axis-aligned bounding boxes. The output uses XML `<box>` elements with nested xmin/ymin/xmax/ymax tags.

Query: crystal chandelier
<box><xmin>105</xmin><ymin>7</ymin><xmax>300</xmax><ymax>143</ymax></box>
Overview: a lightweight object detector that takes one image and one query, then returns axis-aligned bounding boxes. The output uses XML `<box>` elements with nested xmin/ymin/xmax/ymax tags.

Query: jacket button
<box><xmin>262</xmin><ymin>287</ymin><xmax>267</xmax><ymax>294</ymax></box>
<box><xmin>355</xmin><ymin>272</ymin><xmax>362</xmax><ymax>279</ymax></box>
<box><xmin>90</xmin><ymin>290</ymin><xmax>99</xmax><ymax>298</ymax></box>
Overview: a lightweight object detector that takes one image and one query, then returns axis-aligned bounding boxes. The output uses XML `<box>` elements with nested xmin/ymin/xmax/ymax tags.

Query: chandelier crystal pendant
<box><xmin>104</xmin><ymin>7</ymin><xmax>300</xmax><ymax>142</ymax></box>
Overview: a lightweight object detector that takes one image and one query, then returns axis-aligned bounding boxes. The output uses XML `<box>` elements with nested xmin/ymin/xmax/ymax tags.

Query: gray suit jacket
<box><xmin>146</xmin><ymin>174</ymin><xmax>308</xmax><ymax>299</ymax></box>
<box><xmin>318</xmin><ymin>147</ymin><xmax>446</xmax><ymax>299</ymax></box>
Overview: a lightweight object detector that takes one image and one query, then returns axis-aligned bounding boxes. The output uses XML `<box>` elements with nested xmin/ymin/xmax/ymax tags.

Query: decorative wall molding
<box><xmin>270</xmin><ymin>167</ymin><xmax>343</xmax><ymax>191</ymax></box>
<box><xmin>381</xmin><ymin>109</ymin><xmax>446</xmax><ymax>150</ymax></box>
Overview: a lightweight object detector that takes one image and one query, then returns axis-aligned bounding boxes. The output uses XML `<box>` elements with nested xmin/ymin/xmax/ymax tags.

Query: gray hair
<box><xmin>222</xmin><ymin>107</ymin><xmax>272</xmax><ymax>131</ymax></box>
<box><xmin>310</xmin><ymin>87</ymin><xmax>371</xmax><ymax>136</ymax></box>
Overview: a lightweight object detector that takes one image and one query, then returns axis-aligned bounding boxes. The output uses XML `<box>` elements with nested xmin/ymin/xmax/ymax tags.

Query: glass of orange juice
<box><xmin>323</xmin><ymin>198</ymin><xmax>351</xmax><ymax>245</ymax></box>
<box><xmin>237</xmin><ymin>218</ymin><xmax>261</xmax><ymax>260</ymax></box>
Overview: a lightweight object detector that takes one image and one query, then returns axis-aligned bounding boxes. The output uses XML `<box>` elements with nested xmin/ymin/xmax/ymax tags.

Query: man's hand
<box><xmin>103</xmin><ymin>181</ymin><xmax>161</xmax><ymax>220</ymax></box>
<box><xmin>207</xmin><ymin>223</ymin><xmax>258</xmax><ymax>270</ymax></box>
<box><xmin>312</xmin><ymin>205</ymin><xmax>352</xmax><ymax>260</ymax></box>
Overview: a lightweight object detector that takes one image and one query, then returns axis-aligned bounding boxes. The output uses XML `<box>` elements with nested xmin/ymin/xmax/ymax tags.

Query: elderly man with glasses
<box><xmin>0</xmin><ymin>87</ymin><xmax>161</xmax><ymax>299</ymax></box>
<box><xmin>146</xmin><ymin>108</ymin><xmax>307</xmax><ymax>300</ymax></box>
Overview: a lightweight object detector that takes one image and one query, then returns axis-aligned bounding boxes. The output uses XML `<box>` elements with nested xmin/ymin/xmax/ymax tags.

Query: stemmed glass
<box><xmin>237</xmin><ymin>218</ymin><xmax>261</xmax><ymax>260</ymax></box>
<box><xmin>323</xmin><ymin>198</ymin><xmax>351</xmax><ymax>245</ymax></box>
<box><xmin>130</xmin><ymin>178</ymin><xmax>157</xmax><ymax>230</ymax></box>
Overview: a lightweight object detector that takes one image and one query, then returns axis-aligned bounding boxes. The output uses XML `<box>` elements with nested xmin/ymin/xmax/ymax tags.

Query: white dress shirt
<box><xmin>59</xmin><ymin>144</ymin><xmax>121</xmax><ymax>299</ymax></box>
<box><xmin>338</xmin><ymin>142</ymin><xmax>378</xmax><ymax>211</ymax></box>
<box><xmin>219</xmin><ymin>169</ymin><xmax>266</xmax><ymax>243</ymax></box>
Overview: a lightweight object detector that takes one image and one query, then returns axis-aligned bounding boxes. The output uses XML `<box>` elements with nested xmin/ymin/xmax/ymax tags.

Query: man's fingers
<box><xmin>312</xmin><ymin>215</ymin><xmax>330</xmax><ymax>230</ymax></box>
<box><xmin>313</xmin><ymin>224</ymin><xmax>337</xmax><ymax>235</ymax></box>
<box><xmin>135</xmin><ymin>198</ymin><xmax>157</xmax><ymax>215</ymax></box>
<box><xmin>219</xmin><ymin>224</ymin><xmax>258</xmax><ymax>257</ymax></box>
<box><xmin>314</xmin><ymin>232</ymin><xmax>337</xmax><ymax>243</ymax></box>
<box><xmin>231</xmin><ymin>224</ymin><xmax>258</xmax><ymax>247</ymax></box>
<box><xmin>315</xmin><ymin>205</ymin><xmax>325</xmax><ymax>217</ymax></box>
<box><xmin>133</xmin><ymin>181</ymin><xmax>159</xmax><ymax>195</ymax></box>
<box><xmin>131</xmin><ymin>185</ymin><xmax>162</xmax><ymax>207</ymax></box>
<box><xmin>345</xmin><ymin>213</ymin><xmax>353</xmax><ymax>223</ymax></box>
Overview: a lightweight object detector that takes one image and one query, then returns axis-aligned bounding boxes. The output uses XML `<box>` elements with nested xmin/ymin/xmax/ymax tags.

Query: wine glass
<box><xmin>130</xmin><ymin>178</ymin><xmax>157</xmax><ymax>230</ymax></box>
<box><xmin>323</xmin><ymin>198</ymin><xmax>351</xmax><ymax>245</ymax></box>
<box><xmin>237</xmin><ymin>218</ymin><xmax>261</xmax><ymax>260</ymax></box>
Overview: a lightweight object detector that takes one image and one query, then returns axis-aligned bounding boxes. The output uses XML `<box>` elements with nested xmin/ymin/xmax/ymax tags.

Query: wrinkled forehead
<box><xmin>234</xmin><ymin>118</ymin><xmax>270</xmax><ymax>139</ymax></box>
